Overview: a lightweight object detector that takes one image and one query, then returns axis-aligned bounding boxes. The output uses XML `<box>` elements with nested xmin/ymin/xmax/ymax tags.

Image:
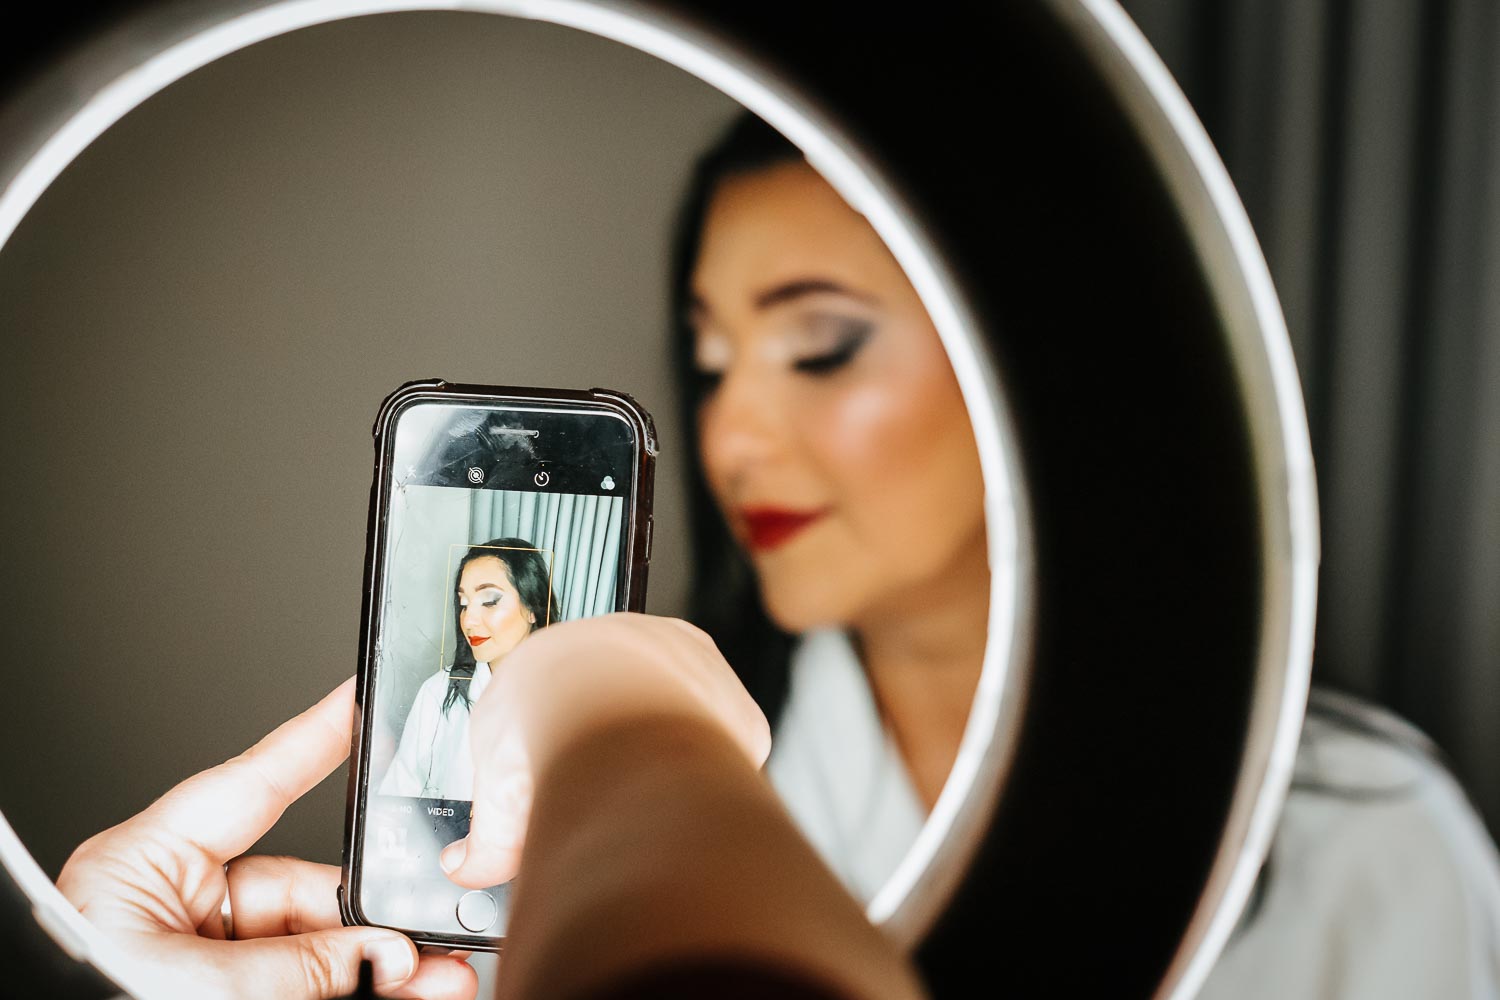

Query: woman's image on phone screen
<box><xmin>379</xmin><ymin>540</ymin><xmax>557</xmax><ymax>800</ymax></box>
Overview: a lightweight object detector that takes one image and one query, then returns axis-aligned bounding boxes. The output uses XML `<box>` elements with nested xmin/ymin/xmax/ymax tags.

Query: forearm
<box><xmin>497</xmin><ymin>715</ymin><xmax>926</xmax><ymax>1000</ymax></box>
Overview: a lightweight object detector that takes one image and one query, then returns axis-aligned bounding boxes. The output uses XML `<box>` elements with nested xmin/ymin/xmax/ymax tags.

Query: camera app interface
<box><xmin>360</xmin><ymin>400</ymin><xmax>634</xmax><ymax>937</ymax></box>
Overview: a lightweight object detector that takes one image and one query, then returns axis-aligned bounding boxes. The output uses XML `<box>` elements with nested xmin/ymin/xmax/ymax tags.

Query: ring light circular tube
<box><xmin>1050</xmin><ymin>4</ymin><xmax>1318</xmax><ymax>996</ymax></box>
<box><xmin>0</xmin><ymin>0</ymin><xmax>1032</xmax><ymax>991</ymax></box>
<box><xmin>0</xmin><ymin>2</ymin><xmax>1317</xmax><ymax>998</ymax></box>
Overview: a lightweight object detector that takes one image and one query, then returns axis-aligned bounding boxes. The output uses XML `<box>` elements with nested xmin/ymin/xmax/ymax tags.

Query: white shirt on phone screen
<box><xmin>379</xmin><ymin>661</ymin><xmax>493</xmax><ymax>801</ymax></box>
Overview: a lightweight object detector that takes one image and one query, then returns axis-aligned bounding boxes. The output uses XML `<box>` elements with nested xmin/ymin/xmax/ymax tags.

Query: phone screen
<box><xmin>353</xmin><ymin>396</ymin><xmax>643</xmax><ymax>941</ymax></box>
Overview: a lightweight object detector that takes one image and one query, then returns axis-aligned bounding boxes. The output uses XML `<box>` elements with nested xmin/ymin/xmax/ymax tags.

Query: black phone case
<box><xmin>338</xmin><ymin>378</ymin><xmax>657</xmax><ymax>951</ymax></box>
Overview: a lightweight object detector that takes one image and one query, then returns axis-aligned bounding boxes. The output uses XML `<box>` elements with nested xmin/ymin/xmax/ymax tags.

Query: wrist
<box><xmin>502</xmin><ymin>712</ymin><xmax>925</xmax><ymax>1000</ymax></box>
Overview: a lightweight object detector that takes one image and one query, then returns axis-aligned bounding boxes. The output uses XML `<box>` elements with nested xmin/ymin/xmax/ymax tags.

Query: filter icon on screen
<box><xmin>601</xmin><ymin>476</ymin><xmax>615</xmax><ymax>491</ymax></box>
<box><xmin>466</xmin><ymin>467</ymin><xmax>484</xmax><ymax>484</ymax></box>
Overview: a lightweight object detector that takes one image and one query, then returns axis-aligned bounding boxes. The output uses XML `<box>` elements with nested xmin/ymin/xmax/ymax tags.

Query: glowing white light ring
<box><xmin>1050</xmin><ymin>3</ymin><xmax>1319</xmax><ymax>998</ymax></box>
<box><xmin>0</xmin><ymin>3</ymin><xmax>1321</xmax><ymax>995</ymax></box>
<box><xmin>0</xmin><ymin>0</ymin><xmax>1034</xmax><ymax>990</ymax></box>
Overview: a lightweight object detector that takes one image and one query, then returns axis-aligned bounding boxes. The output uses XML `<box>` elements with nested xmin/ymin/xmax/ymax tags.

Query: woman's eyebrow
<box><xmin>753</xmin><ymin>278</ymin><xmax>877</xmax><ymax>310</ymax></box>
<box><xmin>460</xmin><ymin>581</ymin><xmax>507</xmax><ymax>594</ymax></box>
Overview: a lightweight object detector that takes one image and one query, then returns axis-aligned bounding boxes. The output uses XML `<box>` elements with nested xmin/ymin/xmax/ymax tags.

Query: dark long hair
<box><xmin>440</xmin><ymin>537</ymin><xmax>558</xmax><ymax>715</ymax></box>
<box><xmin>670</xmin><ymin>113</ymin><xmax>803</xmax><ymax>728</ymax></box>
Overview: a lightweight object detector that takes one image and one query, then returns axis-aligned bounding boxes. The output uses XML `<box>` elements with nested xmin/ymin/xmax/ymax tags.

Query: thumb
<box><xmin>442</xmin><ymin>769</ymin><xmax>531</xmax><ymax>888</ymax></box>
<box><xmin>231</xmin><ymin>927</ymin><xmax>418</xmax><ymax>998</ymax></box>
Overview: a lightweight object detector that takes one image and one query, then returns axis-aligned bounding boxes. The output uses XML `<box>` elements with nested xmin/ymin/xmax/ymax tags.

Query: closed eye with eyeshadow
<box><xmin>790</xmin><ymin>316</ymin><xmax>873</xmax><ymax>374</ymax></box>
<box><xmin>692</xmin><ymin>312</ymin><xmax>875</xmax><ymax>392</ymax></box>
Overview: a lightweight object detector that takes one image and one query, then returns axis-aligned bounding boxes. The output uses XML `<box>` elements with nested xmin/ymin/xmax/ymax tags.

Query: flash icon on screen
<box><xmin>601</xmin><ymin>476</ymin><xmax>615</xmax><ymax>491</ymax></box>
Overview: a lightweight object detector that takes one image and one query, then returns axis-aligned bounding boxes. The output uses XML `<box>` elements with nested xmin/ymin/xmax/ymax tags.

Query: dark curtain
<box><xmin>1118</xmin><ymin>0</ymin><xmax>1500</xmax><ymax>832</ymax></box>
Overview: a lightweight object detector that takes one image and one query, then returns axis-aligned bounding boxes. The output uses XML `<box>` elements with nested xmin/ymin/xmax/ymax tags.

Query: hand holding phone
<box><xmin>341</xmin><ymin>380</ymin><xmax>655</xmax><ymax>951</ymax></box>
<box><xmin>57</xmin><ymin>678</ymin><xmax>477</xmax><ymax>1000</ymax></box>
<box><xmin>440</xmin><ymin>613</ymin><xmax>773</xmax><ymax>889</ymax></box>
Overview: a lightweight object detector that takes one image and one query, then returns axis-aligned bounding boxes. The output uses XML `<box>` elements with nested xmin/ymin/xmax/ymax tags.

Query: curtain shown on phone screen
<box><xmin>467</xmin><ymin>489</ymin><xmax>625</xmax><ymax>620</ymax></box>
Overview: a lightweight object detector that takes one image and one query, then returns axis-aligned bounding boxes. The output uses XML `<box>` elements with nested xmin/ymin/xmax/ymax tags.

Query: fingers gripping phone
<box><xmin>339</xmin><ymin>380</ymin><xmax>656</xmax><ymax>950</ymax></box>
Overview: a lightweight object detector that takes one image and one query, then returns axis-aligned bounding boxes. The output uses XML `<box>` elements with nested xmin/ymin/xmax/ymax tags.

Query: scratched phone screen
<box><xmin>358</xmin><ymin>400</ymin><xmax>635</xmax><ymax>939</ymax></box>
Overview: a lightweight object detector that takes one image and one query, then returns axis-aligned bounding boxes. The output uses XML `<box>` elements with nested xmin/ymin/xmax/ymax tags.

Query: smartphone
<box><xmin>339</xmin><ymin>379</ymin><xmax>656</xmax><ymax>950</ymax></box>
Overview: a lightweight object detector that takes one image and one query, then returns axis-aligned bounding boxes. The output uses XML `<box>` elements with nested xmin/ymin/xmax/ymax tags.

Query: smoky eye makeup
<box><xmin>458</xmin><ymin>587</ymin><xmax>506</xmax><ymax>609</ymax></box>
<box><xmin>691</xmin><ymin>329</ymin><xmax>733</xmax><ymax>393</ymax></box>
<box><xmin>790</xmin><ymin>315</ymin><xmax>875</xmax><ymax>375</ymax></box>
<box><xmin>692</xmin><ymin>329</ymin><xmax>732</xmax><ymax>370</ymax></box>
<box><xmin>688</xmin><ymin>310</ymin><xmax>875</xmax><ymax>395</ymax></box>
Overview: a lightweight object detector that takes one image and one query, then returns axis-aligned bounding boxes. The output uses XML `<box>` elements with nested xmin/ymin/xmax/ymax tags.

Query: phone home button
<box><xmin>455</xmin><ymin>890</ymin><xmax>498</xmax><ymax>933</ymax></box>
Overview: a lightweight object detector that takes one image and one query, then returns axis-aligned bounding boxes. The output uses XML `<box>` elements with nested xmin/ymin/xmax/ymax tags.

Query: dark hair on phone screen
<box><xmin>670</xmin><ymin>112</ymin><xmax>804</xmax><ymax>730</ymax></box>
<box><xmin>441</xmin><ymin>538</ymin><xmax>557</xmax><ymax>715</ymax></box>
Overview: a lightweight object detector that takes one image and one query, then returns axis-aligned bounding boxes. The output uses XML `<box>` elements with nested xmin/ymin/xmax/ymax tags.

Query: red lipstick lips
<box><xmin>740</xmin><ymin>506</ymin><xmax>828</xmax><ymax>552</ymax></box>
<box><xmin>466</xmin><ymin>635</ymin><xmax>489</xmax><ymax>647</ymax></box>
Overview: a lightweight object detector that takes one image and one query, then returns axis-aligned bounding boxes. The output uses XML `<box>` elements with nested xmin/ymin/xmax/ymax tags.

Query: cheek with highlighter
<box><xmin>798</xmin><ymin>331</ymin><xmax>984</xmax><ymax>579</ymax></box>
<box><xmin>463</xmin><ymin>596</ymin><xmax>503</xmax><ymax>638</ymax></box>
<box><xmin>476</xmin><ymin>602</ymin><xmax>504</xmax><ymax>641</ymax></box>
<box><xmin>460</xmin><ymin>603</ymin><xmax>487</xmax><ymax>646</ymax></box>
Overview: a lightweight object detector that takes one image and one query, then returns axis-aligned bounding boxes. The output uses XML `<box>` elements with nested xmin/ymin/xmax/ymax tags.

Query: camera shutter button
<box><xmin>456</xmin><ymin>890</ymin><xmax>498</xmax><ymax>932</ymax></box>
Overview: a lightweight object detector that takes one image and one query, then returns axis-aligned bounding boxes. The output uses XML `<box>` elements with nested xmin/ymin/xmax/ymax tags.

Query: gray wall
<box><xmin>0</xmin><ymin>11</ymin><xmax>738</xmax><ymax>875</ymax></box>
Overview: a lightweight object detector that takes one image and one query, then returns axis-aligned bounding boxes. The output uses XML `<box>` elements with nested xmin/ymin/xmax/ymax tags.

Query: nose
<box><xmin>459</xmin><ymin>603</ymin><xmax>475</xmax><ymax>633</ymax></box>
<box><xmin>698</xmin><ymin>362</ymin><xmax>787</xmax><ymax>492</ymax></box>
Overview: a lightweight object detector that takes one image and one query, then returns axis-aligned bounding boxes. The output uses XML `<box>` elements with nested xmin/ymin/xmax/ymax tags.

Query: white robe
<box><xmin>765</xmin><ymin>629</ymin><xmax>926</xmax><ymax>903</ymax></box>
<box><xmin>380</xmin><ymin>661</ymin><xmax>493</xmax><ymax>800</ymax></box>
<box><xmin>766</xmin><ymin>632</ymin><xmax>1500</xmax><ymax>999</ymax></box>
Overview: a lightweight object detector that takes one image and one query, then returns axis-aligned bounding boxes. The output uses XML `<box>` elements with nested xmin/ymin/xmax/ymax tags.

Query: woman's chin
<box><xmin>474</xmin><ymin>641</ymin><xmax>522</xmax><ymax>665</ymax></box>
<box><xmin>760</xmin><ymin>587</ymin><xmax>857</xmax><ymax>636</ymax></box>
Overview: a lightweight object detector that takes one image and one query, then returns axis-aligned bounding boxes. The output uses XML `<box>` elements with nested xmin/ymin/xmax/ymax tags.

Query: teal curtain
<box><xmin>466</xmin><ymin>489</ymin><xmax>624</xmax><ymax>620</ymax></box>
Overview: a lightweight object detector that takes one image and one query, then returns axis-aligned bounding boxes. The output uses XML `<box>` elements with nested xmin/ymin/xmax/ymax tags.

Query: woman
<box><xmin>672</xmin><ymin>113</ymin><xmax>988</xmax><ymax>900</ymax></box>
<box><xmin>381</xmin><ymin>538</ymin><xmax>557</xmax><ymax>800</ymax></box>
<box><xmin>673</xmin><ymin>114</ymin><xmax>1500</xmax><ymax>995</ymax></box>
